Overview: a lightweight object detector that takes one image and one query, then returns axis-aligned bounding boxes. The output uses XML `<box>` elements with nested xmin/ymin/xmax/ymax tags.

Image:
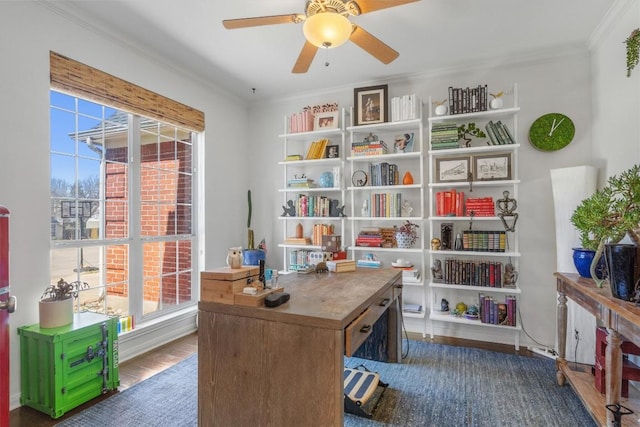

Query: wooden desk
<box><xmin>198</xmin><ymin>268</ymin><xmax>402</xmax><ymax>427</ymax></box>
<box><xmin>555</xmin><ymin>272</ymin><xmax>640</xmax><ymax>426</ymax></box>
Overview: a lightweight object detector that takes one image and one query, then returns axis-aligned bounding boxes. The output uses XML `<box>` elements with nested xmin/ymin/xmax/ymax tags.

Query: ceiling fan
<box><xmin>222</xmin><ymin>0</ymin><xmax>419</xmax><ymax>73</ymax></box>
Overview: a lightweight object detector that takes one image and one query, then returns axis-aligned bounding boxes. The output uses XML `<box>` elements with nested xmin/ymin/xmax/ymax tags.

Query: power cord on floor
<box><xmin>574</xmin><ymin>329</ymin><xmax>580</xmax><ymax>370</ymax></box>
<box><xmin>400</xmin><ymin>306</ymin><xmax>410</xmax><ymax>360</ymax></box>
<box><xmin>517</xmin><ymin>307</ymin><xmax>557</xmax><ymax>356</ymax></box>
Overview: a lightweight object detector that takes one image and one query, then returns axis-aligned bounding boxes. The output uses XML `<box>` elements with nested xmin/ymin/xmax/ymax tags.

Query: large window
<box><xmin>50</xmin><ymin>90</ymin><xmax>197</xmax><ymax>324</ymax></box>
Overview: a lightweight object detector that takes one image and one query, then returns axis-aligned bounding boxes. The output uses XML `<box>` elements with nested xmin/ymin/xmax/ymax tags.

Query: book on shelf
<box><xmin>284</xmin><ymin>237</ymin><xmax>312</xmax><ymax>245</ymax></box>
<box><xmin>284</xmin><ymin>154</ymin><xmax>304</xmax><ymax>161</ymax></box>
<box><xmin>403</xmin><ymin>303</ymin><xmax>422</xmax><ymax>314</ymax></box>
<box><xmin>461</xmin><ymin>230</ymin><xmax>506</xmax><ymax>252</ymax></box>
<box><xmin>326</xmin><ymin>259</ymin><xmax>356</xmax><ymax>272</ymax></box>
<box><xmin>443</xmin><ymin>258</ymin><xmax>503</xmax><ymax>287</ymax></box>
<box><xmin>435</xmin><ymin>190</ymin><xmax>465</xmax><ymax>217</ymax></box>
<box><xmin>447</xmin><ymin>84</ymin><xmax>488</xmax><ymax>115</ymax></box>
<box><xmin>390</xmin><ymin>94</ymin><xmax>420</xmax><ymax>122</ymax></box>
<box><xmin>478</xmin><ymin>294</ymin><xmax>517</xmax><ymax>326</ymax></box>
<box><xmin>305</xmin><ymin>138</ymin><xmax>329</xmax><ymax>160</ymax></box>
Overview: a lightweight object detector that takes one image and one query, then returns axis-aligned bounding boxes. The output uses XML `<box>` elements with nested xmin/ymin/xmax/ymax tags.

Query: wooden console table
<box><xmin>555</xmin><ymin>272</ymin><xmax>640</xmax><ymax>426</ymax></box>
<box><xmin>198</xmin><ymin>267</ymin><xmax>402</xmax><ymax>427</ymax></box>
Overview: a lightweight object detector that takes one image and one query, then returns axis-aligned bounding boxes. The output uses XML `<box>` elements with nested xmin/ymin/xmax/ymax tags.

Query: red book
<box><xmin>436</xmin><ymin>191</ymin><xmax>444</xmax><ymax>216</ymax></box>
<box><xmin>455</xmin><ymin>191</ymin><xmax>464</xmax><ymax>217</ymax></box>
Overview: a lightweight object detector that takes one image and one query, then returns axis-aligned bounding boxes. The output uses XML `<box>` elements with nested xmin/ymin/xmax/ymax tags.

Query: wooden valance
<box><xmin>50</xmin><ymin>51</ymin><xmax>204</xmax><ymax>132</ymax></box>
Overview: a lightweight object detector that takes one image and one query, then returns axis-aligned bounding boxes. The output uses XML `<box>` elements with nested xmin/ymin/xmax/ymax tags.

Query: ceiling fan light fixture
<box><xmin>303</xmin><ymin>12</ymin><xmax>352</xmax><ymax>49</ymax></box>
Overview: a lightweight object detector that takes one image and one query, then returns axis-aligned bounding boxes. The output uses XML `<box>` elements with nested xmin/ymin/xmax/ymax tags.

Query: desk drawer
<box><xmin>345</xmin><ymin>288</ymin><xmax>395</xmax><ymax>357</ymax></box>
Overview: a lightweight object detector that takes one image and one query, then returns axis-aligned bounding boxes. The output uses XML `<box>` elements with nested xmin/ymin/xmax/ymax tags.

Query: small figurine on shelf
<box><xmin>282</xmin><ymin>200</ymin><xmax>296</xmax><ymax>217</ymax></box>
<box><xmin>431</xmin><ymin>259</ymin><xmax>443</xmax><ymax>282</ymax></box>
<box><xmin>440</xmin><ymin>298</ymin><xmax>449</xmax><ymax>312</ymax></box>
<box><xmin>503</xmin><ymin>263</ymin><xmax>518</xmax><ymax>288</ymax></box>
<box><xmin>430</xmin><ymin>238</ymin><xmax>441</xmax><ymax>251</ymax></box>
<box><xmin>329</xmin><ymin>200</ymin><xmax>346</xmax><ymax>217</ymax></box>
<box><xmin>401</xmin><ymin>200</ymin><xmax>413</xmax><ymax>217</ymax></box>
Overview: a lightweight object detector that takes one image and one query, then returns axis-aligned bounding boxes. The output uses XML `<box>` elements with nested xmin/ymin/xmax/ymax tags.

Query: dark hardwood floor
<box><xmin>10</xmin><ymin>331</ymin><xmax>531</xmax><ymax>426</ymax></box>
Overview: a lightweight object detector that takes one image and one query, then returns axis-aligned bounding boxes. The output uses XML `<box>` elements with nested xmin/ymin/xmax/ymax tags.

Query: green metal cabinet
<box><xmin>18</xmin><ymin>312</ymin><xmax>119</xmax><ymax>418</ymax></box>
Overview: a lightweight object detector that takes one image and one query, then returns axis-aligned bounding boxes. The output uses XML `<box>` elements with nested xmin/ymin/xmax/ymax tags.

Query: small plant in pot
<box><xmin>39</xmin><ymin>278</ymin><xmax>89</xmax><ymax>328</ymax></box>
<box><xmin>394</xmin><ymin>220</ymin><xmax>420</xmax><ymax>249</ymax></box>
<box><xmin>570</xmin><ymin>164</ymin><xmax>640</xmax><ymax>291</ymax></box>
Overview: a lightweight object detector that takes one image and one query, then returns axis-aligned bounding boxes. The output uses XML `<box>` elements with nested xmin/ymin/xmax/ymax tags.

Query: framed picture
<box><xmin>314</xmin><ymin>111</ymin><xmax>339</xmax><ymax>130</ymax></box>
<box><xmin>354</xmin><ymin>84</ymin><xmax>388</xmax><ymax>126</ymax></box>
<box><xmin>325</xmin><ymin>144</ymin><xmax>339</xmax><ymax>158</ymax></box>
<box><xmin>393</xmin><ymin>132</ymin><xmax>414</xmax><ymax>153</ymax></box>
<box><xmin>435</xmin><ymin>156</ymin><xmax>471</xmax><ymax>183</ymax></box>
<box><xmin>474</xmin><ymin>153</ymin><xmax>511</xmax><ymax>181</ymax></box>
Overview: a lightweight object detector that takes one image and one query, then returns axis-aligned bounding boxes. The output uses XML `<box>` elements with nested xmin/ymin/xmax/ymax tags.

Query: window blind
<box><xmin>50</xmin><ymin>51</ymin><xmax>204</xmax><ymax>132</ymax></box>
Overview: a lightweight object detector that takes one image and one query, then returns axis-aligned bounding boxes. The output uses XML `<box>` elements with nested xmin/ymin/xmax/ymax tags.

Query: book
<box><xmin>403</xmin><ymin>304</ymin><xmax>422</xmax><ymax>313</ymax></box>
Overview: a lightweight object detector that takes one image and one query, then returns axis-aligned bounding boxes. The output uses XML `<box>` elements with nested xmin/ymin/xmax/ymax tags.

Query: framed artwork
<box><xmin>354</xmin><ymin>84</ymin><xmax>388</xmax><ymax>126</ymax></box>
<box><xmin>474</xmin><ymin>153</ymin><xmax>511</xmax><ymax>181</ymax></box>
<box><xmin>314</xmin><ymin>111</ymin><xmax>339</xmax><ymax>130</ymax></box>
<box><xmin>393</xmin><ymin>132</ymin><xmax>414</xmax><ymax>153</ymax></box>
<box><xmin>325</xmin><ymin>145</ymin><xmax>339</xmax><ymax>158</ymax></box>
<box><xmin>435</xmin><ymin>156</ymin><xmax>471</xmax><ymax>183</ymax></box>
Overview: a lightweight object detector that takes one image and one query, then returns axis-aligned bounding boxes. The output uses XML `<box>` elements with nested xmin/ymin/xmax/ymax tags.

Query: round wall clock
<box><xmin>528</xmin><ymin>113</ymin><xmax>575</xmax><ymax>152</ymax></box>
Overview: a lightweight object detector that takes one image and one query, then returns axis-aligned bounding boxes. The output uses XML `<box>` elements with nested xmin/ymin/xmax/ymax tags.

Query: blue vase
<box><xmin>572</xmin><ymin>248</ymin><xmax>606</xmax><ymax>279</ymax></box>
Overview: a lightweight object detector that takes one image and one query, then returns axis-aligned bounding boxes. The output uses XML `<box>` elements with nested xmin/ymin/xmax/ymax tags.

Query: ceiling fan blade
<box><xmin>354</xmin><ymin>0</ymin><xmax>420</xmax><ymax>15</ymax></box>
<box><xmin>292</xmin><ymin>41</ymin><xmax>319</xmax><ymax>74</ymax></box>
<box><xmin>222</xmin><ymin>14</ymin><xmax>303</xmax><ymax>29</ymax></box>
<box><xmin>350</xmin><ymin>25</ymin><xmax>399</xmax><ymax>64</ymax></box>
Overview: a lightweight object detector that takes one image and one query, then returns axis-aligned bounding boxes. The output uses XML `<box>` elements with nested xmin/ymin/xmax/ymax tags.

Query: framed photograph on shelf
<box><xmin>474</xmin><ymin>153</ymin><xmax>511</xmax><ymax>181</ymax></box>
<box><xmin>314</xmin><ymin>111</ymin><xmax>339</xmax><ymax>130</ymax></box>
<box><xmin>325</xmin><ymin>145</ymin><xmax>339</xmax><ymax>158</ymax></box>
<box><xmin>393</xmin><ymin>132</ymin><xmax>414</xmax><ymax>153</ymax></box>
<box><xmin>354</xmin><ymin>84</ymin><xmax>388</xmax><ymax>126</ymax></box>
<box><xmin>435</xmin><ymin>156</ymin><xmax>471</xmax><ymax>183</ymax></box>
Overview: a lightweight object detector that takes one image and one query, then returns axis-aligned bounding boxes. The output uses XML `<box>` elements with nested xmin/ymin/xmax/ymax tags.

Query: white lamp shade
<box><xmin>303</xmin><ymin>13</ymin><xmax>352</xmax><ymax>48</ymax></box>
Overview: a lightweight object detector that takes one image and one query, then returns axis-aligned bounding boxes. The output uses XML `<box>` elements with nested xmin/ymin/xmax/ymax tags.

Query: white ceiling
<box><xmin>49</xmin><ymin>0</ymin><xmax>613</xmax><ymax>102</ymax></box>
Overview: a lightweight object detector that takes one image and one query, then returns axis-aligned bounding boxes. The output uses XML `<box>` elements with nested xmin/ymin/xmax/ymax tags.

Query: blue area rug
<box><xmin>56</xmin><ymin>340</ymin><xmax>595</xmax><ymax>426</ymax></box>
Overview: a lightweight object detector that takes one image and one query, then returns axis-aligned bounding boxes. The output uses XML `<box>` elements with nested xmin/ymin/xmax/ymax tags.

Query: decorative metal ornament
<box><xmin>496</xmin><ymin>190</ymin><xmax>518</xmax><ymax>232</ymax></box>
<box><xmin>351</xmin><ymin>170</ymin><xmax>368</xmax><ymax>187</ymax></box>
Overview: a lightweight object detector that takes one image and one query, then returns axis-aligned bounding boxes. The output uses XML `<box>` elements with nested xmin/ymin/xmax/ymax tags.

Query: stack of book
<box><xmin>402</xmin><ymin>268</ymin><xmax>421</xmax><ymax>284</ymax></box>
<box><xmin>287</xmin><ymin>178</ymin><xmax>315</xmax><ymax>188</ymax></box>
<box><xmin>351</xmin><ymin>140</ymin><xmax>388</xmax><ymax>156</ymax></box>
<box><xmin>465</xmin><ymin>197</ymin><xmax>494</xmax><ymax>217</ymax></box>
<box><xmin>355</xmin><ymin>228</ymin><xmax>384</xmax><ymax>247</ymax></box>
<box><xmin>430</xmin><ymin>123</ymin><xmax>459</xmax><ymax>150</ymax></box>
<box><xmin>485</xmin><ymin>120</ymin><xmax>516</xmax><ymax>145</ymax></box>
<box><xmin>367</xmin><ymin>192</ymin><xmax>402</xmax><ymax>218</ymax></box>
<box><xmin>284</xmin><ymin>237</ymin><xmax>312</xmax><ymax>245</ymax></box>
<box><xmin>435</xmin><ymin>190</ymin><xmax>465</xmax><ymax>217</ymax></box>
<box><xmin>390</xmin><ymin>94</ymin><xmax>420</xmax><ymax>121</ymax></box>
<box><xmin>326</xmin><ymin>259</ymin><xmax>356</xmax><ymax>272</ymax></box>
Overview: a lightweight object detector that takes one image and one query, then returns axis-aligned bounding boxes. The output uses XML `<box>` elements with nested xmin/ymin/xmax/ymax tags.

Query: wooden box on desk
<box><xmin>200</xmin><ymin>266</ymin><xmax>259</xmax><ymax>304</ymax></box>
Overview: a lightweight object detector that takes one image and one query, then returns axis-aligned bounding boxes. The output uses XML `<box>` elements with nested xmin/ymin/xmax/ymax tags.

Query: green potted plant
<box><xmin>570</xmin><ymin>164</ymin><xmax>640</xmax><ymax>289</ymax></box>
<box><xmin>39</xmin><ymin>278</ymin><xmax>89</xmax><ymax>328</ymax></box>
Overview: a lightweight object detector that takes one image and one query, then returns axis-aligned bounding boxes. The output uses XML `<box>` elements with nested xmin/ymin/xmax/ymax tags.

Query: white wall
<box><xmin>0</xmin><ymin>2</ymin><xmax>249</xmax><ymax>409</ymax></box>
<box><xmin>591</xmin><ymin>0</ymin><xmax>640</xmax><ymax>179</ymax></box>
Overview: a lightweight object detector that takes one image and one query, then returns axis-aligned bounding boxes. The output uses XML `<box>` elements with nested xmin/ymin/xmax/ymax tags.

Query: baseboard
<box><xmin>117</xmin><ymin>306</ymin><xmax>198</xmax><ymax>362</ymax></box>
